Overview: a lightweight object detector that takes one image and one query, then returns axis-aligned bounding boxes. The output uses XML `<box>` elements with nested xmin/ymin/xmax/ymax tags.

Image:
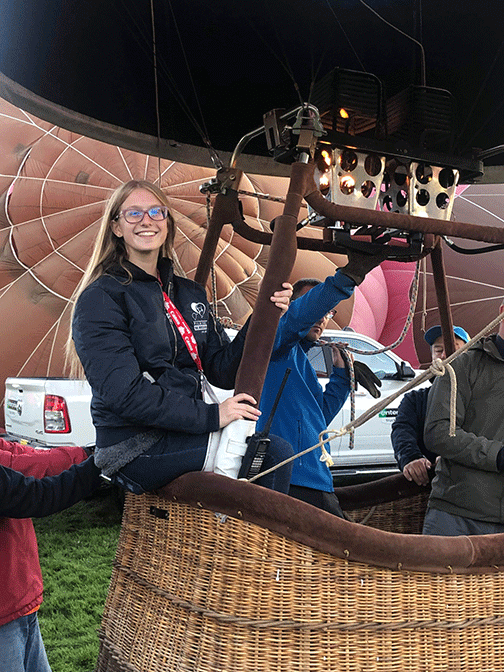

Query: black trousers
<box><xmin>288</xmin><ymin>484</ymin><xmax>345</xmax><ymax>519</ymax></box>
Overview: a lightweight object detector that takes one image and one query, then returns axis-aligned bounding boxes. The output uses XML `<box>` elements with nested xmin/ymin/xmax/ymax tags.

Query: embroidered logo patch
<box><xmin>191</xmin><ymin>302</ymin><xmax>208</xmax><ymax>332</ymax></box>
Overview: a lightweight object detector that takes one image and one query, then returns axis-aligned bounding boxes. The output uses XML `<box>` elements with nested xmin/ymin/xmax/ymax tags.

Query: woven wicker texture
<box><xmin>95</xmin><ymin>486</ymin><xmax>504</xmax><ymax>672</ymax></box>
<box><xmin>345</xmin><ymin>489</ymin><xmax>430</xmax><ymax>534</ymax></box>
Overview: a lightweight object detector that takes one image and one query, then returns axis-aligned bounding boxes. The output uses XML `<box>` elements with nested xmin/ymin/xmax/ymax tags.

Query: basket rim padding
<box><xmin>333</xmin><ymin>470</ymin><xmax>426</xmax><ymax>509</ymax></box>
<box><xmin>157</xmin><ymin>471</ymin><xmax>504</xmax><ymax>575</ymax></box>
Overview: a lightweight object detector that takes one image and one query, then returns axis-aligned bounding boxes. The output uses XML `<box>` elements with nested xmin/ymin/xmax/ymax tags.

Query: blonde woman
<box><xmin>68</xmin><ymin>180</ymin><xmax>293</xmax><ymax>494</ymax></box>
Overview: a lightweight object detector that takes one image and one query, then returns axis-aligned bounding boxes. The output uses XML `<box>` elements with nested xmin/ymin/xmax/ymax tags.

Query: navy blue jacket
<box><xmin>391</xmin><ymin>386</ymin><xmax>438</xmax><ymax>471</ymax></box>
<box><xmin>0</xmin><ymin>457</ymin><xmax>101</xmax><ymax>518</ymax></box>
<box><xmin>73</xmin><ymin>258</ymin><xmax>248</xmax><ymax>447</ymax></box>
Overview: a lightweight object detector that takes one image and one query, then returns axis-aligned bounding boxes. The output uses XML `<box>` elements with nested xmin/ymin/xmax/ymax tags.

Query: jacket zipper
<box><xmin>158</xmin><ymin>282</ymin><xmax>178</xmax><ymax>365</ymax></box>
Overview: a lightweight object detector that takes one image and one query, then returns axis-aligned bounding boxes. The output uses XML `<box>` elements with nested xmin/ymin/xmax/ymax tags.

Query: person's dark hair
<box><xmin>291</xmin><ymin>278</ymin><xmax>321</xmax><ymax>301</ymax></box>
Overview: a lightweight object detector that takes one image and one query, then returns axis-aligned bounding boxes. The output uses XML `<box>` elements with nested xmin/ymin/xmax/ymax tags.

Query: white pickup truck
<box><xmin>4</xmin><ymin>377</ymin><xmax>95</xmax><ymax>449</ymax></box>
<box><xmin>3</xmin><ymin>330</ymin><xmax>427</xmax><ymax>475</ymax></box>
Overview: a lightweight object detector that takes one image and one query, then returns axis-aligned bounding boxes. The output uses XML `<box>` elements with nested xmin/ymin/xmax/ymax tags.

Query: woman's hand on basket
<box><xmin>218</xmin><ymin>393</ymin><xmax>261</xmax><ymax>428</ymax></box>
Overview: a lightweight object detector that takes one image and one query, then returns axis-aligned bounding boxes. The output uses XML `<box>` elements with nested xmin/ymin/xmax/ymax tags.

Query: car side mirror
<box><xmin>398</xmin><ymin>361</ymin><xmax>415</xmax><ymax>379</ymax></box>
<box><xmin>320</xmin><ymin>344</ymin><xmax>335</xmax><ymax>376</ymax></box>
<box><xmin>308</xmin><ymin>343</ymin><xmax>334</xmax><ymax>377</ymax></box>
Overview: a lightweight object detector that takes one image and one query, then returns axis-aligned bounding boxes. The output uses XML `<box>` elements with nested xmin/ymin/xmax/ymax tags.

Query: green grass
<box><xmin>33</xmin><ymin>486</ymin><xmax>123</xmax><ymax>672</ymax></box>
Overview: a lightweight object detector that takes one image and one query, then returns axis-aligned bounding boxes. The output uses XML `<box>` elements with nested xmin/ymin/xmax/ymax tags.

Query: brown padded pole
<box><xmin>194</xmin><ymin>169</ymin><xmax>243</xmax><ymax>287</ymax></box>
<box><xmin>430</xmin><ymin>241</ymin><xmax>456</xmax><ymax>357</ymax></box>
<box><xmin>234</xmin><ymin>162</ymin><xmax>313</xmax><ymax>403</ymax></box>
<box><xmin>305</xmin><ymin>182</ymin><xmax>504</xmax><ymax>245</ymax></box>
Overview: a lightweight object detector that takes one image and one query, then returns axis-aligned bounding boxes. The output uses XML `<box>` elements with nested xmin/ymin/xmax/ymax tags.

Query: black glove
<box><xmin>339</xmin><ymin>248</ymin><xmax>388</xmax><ymax>285</ymax></box>
<box><xmin>353</xmin><ymin>360</ymin><xmax>382</xmax><ymax>398</ymax></box>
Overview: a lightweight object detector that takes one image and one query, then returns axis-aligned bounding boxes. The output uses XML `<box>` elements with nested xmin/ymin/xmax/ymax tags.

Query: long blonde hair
<box><xmin>65</xmin><ymin>180</ymin><xmax>175</xmax><ymax>378</ymax></box>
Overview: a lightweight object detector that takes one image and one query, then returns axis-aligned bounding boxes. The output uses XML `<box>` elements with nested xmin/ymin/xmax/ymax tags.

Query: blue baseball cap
<box><xmin>424</xmin><ymin>325</ymin><xmax>470</xmax><ymax>346</ymax></box>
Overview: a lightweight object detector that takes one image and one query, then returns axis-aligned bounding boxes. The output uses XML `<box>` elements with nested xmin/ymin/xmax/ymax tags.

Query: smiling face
<box><xmin>112</xmin><ymin>188</ymin><xmax>169</xmax><ymax>272</ymax></box>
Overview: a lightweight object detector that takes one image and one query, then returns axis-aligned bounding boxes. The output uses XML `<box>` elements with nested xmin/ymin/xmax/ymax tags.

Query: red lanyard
<box><xmin>159</xmin><ymin>281</ymin><xmax>203</xmax><ymax>372</ymax></box>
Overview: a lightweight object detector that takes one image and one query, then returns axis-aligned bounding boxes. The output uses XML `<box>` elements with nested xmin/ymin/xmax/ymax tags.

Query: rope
<box><xmin>421</xmin><ymin>256</ymin><xmax>427</xmax><ymax>333</ymax></box>
<box><xmin>343</xmin><ymin>260</ymin><xmax>421</xmax><ymax>357</ymax></box>
<box><xmin>248</xmin><ymin>308</ymin><xmax>504</xmax><ymax>483</ymax></box>
<box><xmin>339</xmin><ymin>348</ymin><xmax>355</xmax><ymax>453</ymax></box>
<box><xmin>354</xmin><ymin>505</ymin><xmax>378</xmax><ymax>526</ymax></box>
<box><xmin>149</xmin><ymin>0</ymin><xmax>162</xmax><ymax>184</ymax></box>
<box><xmin>429</xmin><ymin>358</ymin><xmax>457</xmax><ymax>437</ymax></box>
<box><xmin>205</xmin><ymin>192</ymin><xmax>219</xmax><ymax>318</ymax></box>
<box><xmin>237</xmin><ymin>188</ymin><xmax>287</xmax><ymax>204</ymax></box>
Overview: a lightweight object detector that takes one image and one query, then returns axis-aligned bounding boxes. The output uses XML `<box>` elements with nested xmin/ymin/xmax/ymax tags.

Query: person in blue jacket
<box><xmin>68</xmin><ymin>180</ymin><xmax>293</xmax><ymax>495</ymax></box>
<box><xmin>392</xmin><ymin>324</ymin><xmax>469</xmax><ymax>486</ymax></box>
<box><xmin>257</xmin><ymin>252</ymin><xmax>385</xmax><ymax>516</ymax></box>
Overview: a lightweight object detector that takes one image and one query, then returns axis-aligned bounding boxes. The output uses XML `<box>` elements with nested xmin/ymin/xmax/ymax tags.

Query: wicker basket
<box><xmin>95</xmin><ymin>472</ymin><xmax>504</xmax><ymax>672</ymax></box>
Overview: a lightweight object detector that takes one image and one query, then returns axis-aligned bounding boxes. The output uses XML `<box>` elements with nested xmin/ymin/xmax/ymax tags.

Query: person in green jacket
<box><xmin>423</xmin><ymin>303</ymin><xmax>504</xmax><ymax>536</ymax></box>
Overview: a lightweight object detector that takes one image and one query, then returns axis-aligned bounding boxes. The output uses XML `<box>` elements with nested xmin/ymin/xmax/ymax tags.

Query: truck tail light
<box><xmin>44</xmin><ymin>395</ymin><xmax>71</xmax><ymax>433</ymax></box>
